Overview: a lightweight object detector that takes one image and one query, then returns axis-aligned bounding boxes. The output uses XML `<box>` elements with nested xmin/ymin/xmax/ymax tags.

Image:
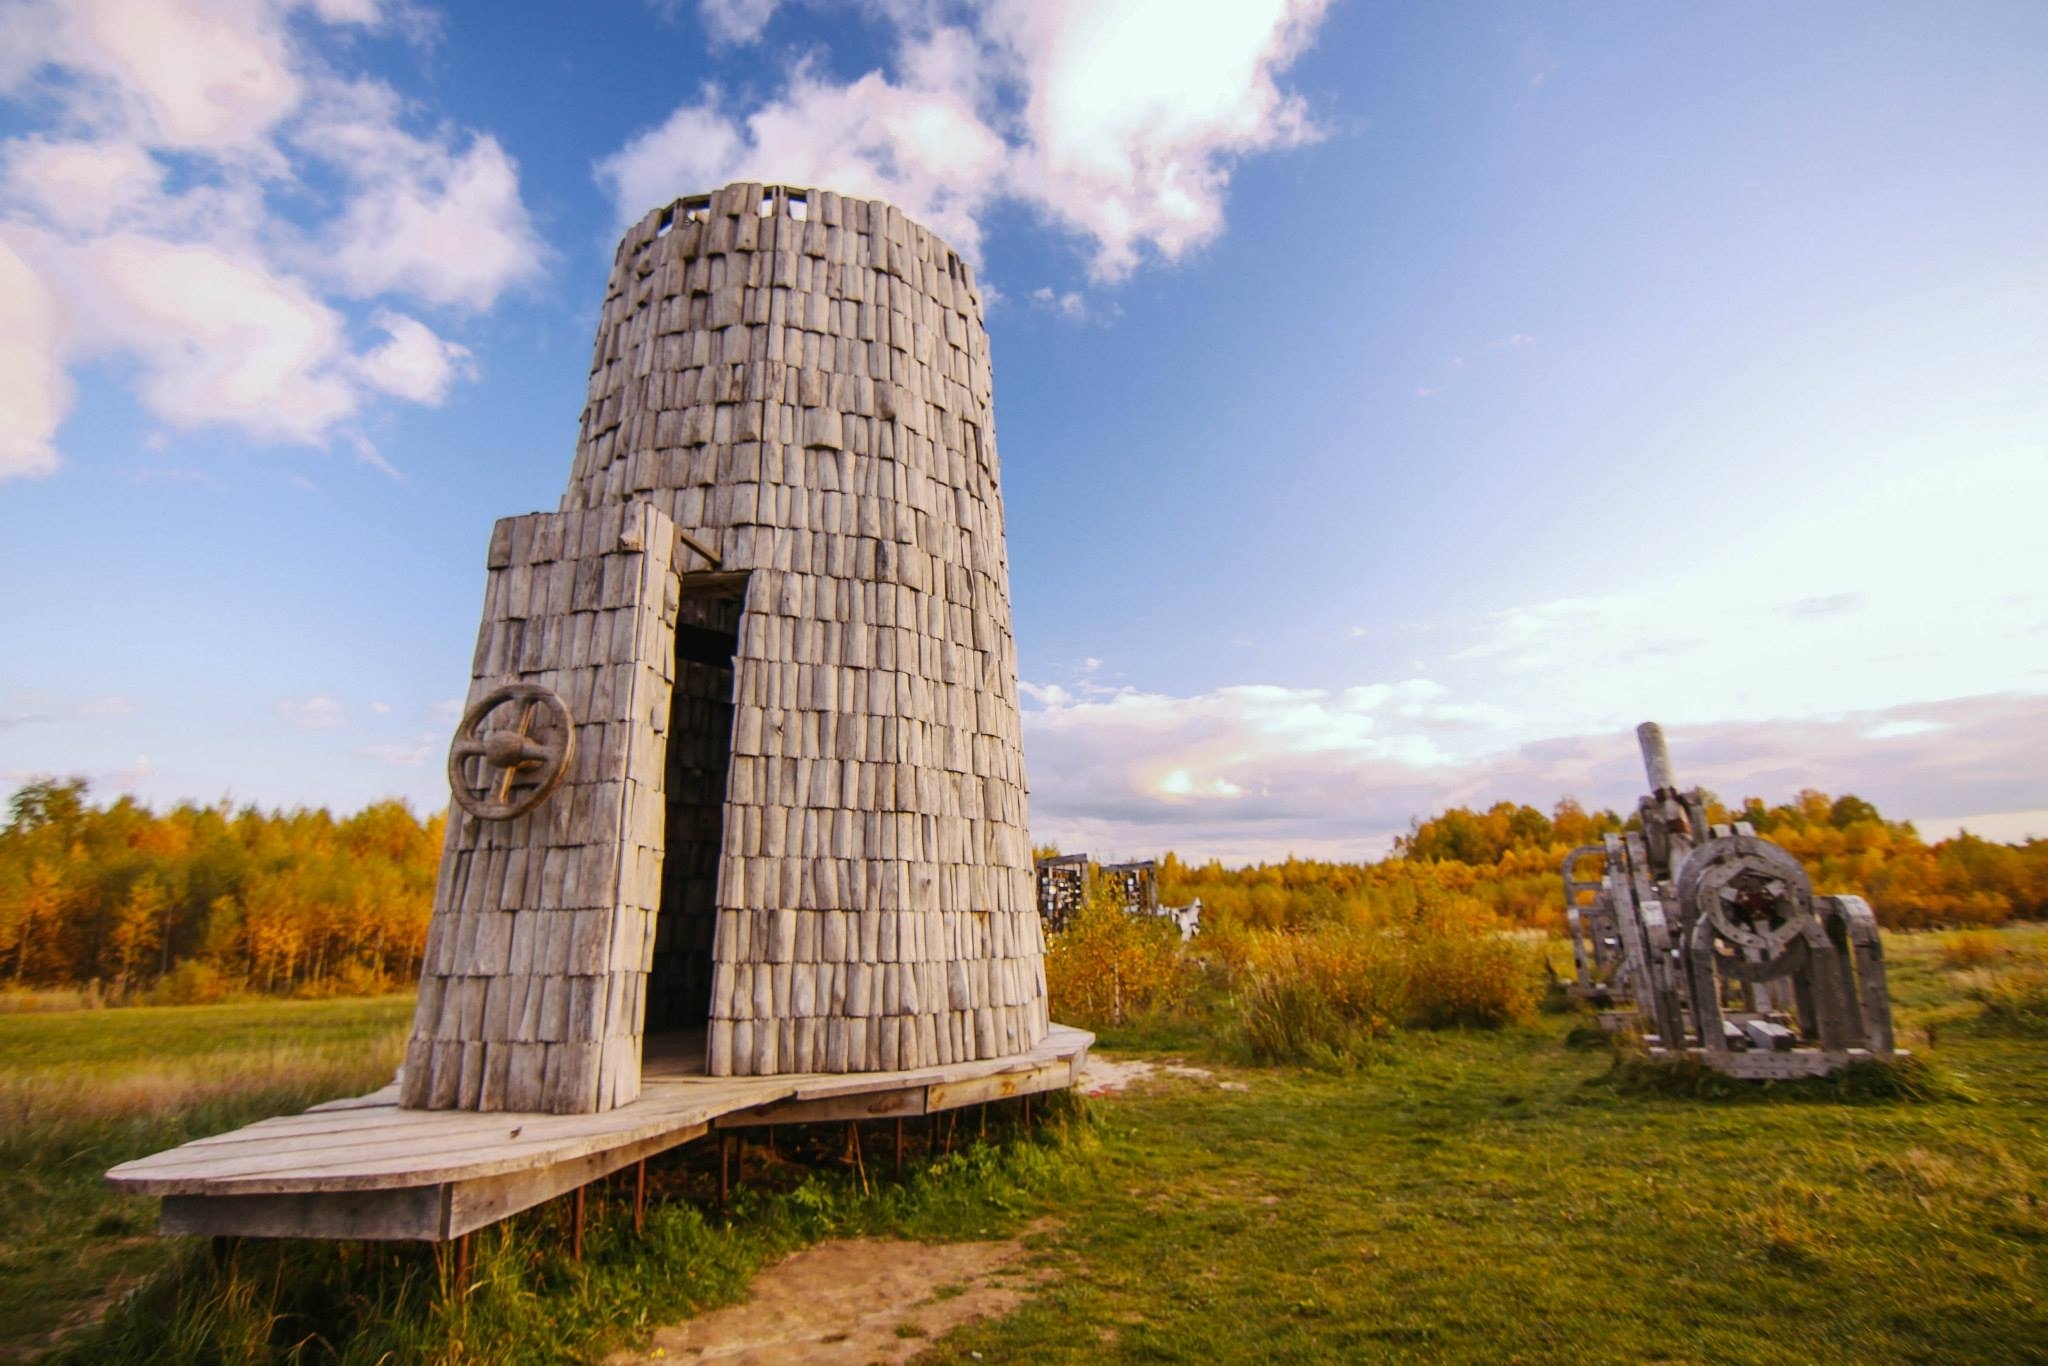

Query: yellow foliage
<box><xmin>1044</xmin><ymin>880</ymin><xmax>1186</xmax><ymax>1028</ymax></box>
<box><xmin>1941</xmin><ymin>930</ymin><xmax>2004</xmax><ymax>970</ymax></box>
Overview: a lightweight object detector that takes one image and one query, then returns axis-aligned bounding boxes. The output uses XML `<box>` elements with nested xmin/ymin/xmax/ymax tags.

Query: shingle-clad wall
<box><xmin>562</xmin><ymin>183</ymin><xmax>1046</xmax><ymax>1077</ymax></box>
<box><xmin>401</xmin><ymin>501</ymin><xmax>681</xmax><ymax>1112</ymax></box>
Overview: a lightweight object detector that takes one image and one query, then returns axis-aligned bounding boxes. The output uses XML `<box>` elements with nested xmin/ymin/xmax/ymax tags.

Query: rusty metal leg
<box><xmin>848</xmin><ymin>1121</ymin><xmax>869</xmax><ymax>1194</ymax></box>
<box><xmin>210</xmin><ymin>1235</ymin><xmax>236</xmax><ymax>1269</ymax></box>
<box><xmin>720</xmin><ymin>1133</ymin><xmax>733</xmax><ymax>1210</ymax></box>
<box><xmin>571</xmin><ymin>1185</ymin><xmax>586</xmax><ymax>1261</ymax></box>
<box><xmin>453</xmin><ymin>1232</ymin><xmax>470</xmax><ymax>1290</ymax></box>
<box><xmin>634</xmin><ymin>1159</ymin><xmax>646</xmax><ymax>1236</ymax></box>
<box><xmin>895</xmin><ymin>1117</ymin><xmax>905</xmax><ymax>1178</ymax></box>
<box><xmin>1023</xmin><ymin>1095</ymin><xmax>1032</xmax><ymax>1130</ymax></box>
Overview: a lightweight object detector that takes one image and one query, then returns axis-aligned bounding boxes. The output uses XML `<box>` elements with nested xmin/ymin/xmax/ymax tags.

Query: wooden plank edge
<box><xmin>157</xmin><ymin>1123</ymin><xmax>708</xmax><ymax>1243</ymax></box>
<box><xmin>927</xmin><ymin>1060</ymin><xmax>1073</xmax><ymax>1112</ymax></box>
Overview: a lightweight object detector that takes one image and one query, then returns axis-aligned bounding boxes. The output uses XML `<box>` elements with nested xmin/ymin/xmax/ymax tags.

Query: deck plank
<box><xmin>106</xmin><ymin>1026</ymin><xmax>1094</xmax><ymax>1203</ymax></box>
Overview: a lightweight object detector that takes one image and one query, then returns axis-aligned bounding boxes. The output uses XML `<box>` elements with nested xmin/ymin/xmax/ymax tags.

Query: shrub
<box><xmin>1230</xmin><ymin>929</ymin><xmax>1402</xmax><ymax>1067</ymax></box>
<box><xmin>1402</xmin><ymin>925</ymin><xmax>1540</xmax><ymax>1029</ymax></box>
<box><xmin>1044</xmin><ymin>882</ymin><xmax>1188</xmax><ymax>1028</ymax></box>
<box><xmin>1969</xmin><ymin>963</ymin><xmax>2048</xmax><ymax>1035</ymax></box>
<box><xmin>1941</xmin><ymin>930</ymin><xmax>2005</xmax><ymax>970</ymax></box>
<box><xmin>152</xmin><ymin>959</ymin><xmax>228</xmax><ymax>1006</ymax></box>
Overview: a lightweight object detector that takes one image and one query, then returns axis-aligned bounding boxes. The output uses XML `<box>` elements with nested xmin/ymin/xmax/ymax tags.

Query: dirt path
<box><xmin>605</xmin><ymin>1221</ymin><xmax>1058</xmax><ymax>1365</ymax></box>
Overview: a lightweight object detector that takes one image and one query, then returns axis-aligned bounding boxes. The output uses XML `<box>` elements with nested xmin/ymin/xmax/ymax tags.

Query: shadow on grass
<box><xmin>1593</xmin><ymin>1049</ymin><xmax>1972</xmax><ymax>1104</ymax></box>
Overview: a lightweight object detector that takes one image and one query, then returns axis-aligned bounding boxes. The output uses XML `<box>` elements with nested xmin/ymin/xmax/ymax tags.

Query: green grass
<box><xmin>11</xmin><ymin>929</ymin><xmax>2048</xmax><ymax>1364</ymax></box>
<box><xmin>0</xmin><ymin>996</ymin><xmax>415</xmax><ymax>1360</ymax></box>
<box><xmin>915</xmin><ymin>929</ymin><xmax>2048</xmax><ymax>1364</ymax></box>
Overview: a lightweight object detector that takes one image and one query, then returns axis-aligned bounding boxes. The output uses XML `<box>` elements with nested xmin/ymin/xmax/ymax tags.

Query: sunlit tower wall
<box><xmin>560</xmin><ymin>182</ymin><xmax>1046</xmax><ymax>1078</ymax></box>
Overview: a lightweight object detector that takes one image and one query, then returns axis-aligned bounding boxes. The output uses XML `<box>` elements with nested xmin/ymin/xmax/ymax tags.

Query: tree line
<box><xmin>2</xmin><ymin>776</ymin><xmax>2039</xmax><ymax>1003</ymax></box>
<box><xmin>0</xmin><ymin>779</ymin><xmax>441</xmax><ymax>1002</ymax></box>
<box><xmin>1159</xmin><ymin>790</ymin><xmax>2048</xmax><ymax>937</ymax></box>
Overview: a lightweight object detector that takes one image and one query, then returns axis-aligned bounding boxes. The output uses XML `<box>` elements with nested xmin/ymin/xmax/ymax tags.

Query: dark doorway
<box><xmin>643</xmin><ymin>572</ymin><xmax>746</xmax><ymax>1069</ymax></box>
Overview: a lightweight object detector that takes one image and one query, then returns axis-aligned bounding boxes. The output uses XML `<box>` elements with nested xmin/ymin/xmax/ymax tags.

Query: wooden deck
<box><xmin>106</xmin><ymin>1024</ymin><xmax>1092</xmax><ymax>1243</ymax></box>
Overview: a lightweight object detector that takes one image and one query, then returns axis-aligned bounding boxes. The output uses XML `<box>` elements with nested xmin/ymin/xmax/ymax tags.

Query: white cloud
<box><xmin>2</xmin><ymin>137</ymin><xmax>164</xmax><ymax>233</ymax></box>
<box><xmin>84</xmin><ymin>234</ymin><xmax>358</xmax><ymax>440</ymax></box>
<box><xmin>601</xmin><ymin>0</ymin><xmax>1332</xmax><ymax>281</ymax></box>
<box><xmin>354</xmin><ymin>732</ymin><xmax>433</xmax><ymax>765</ymax></box>
<box><xmin>0</xmin><ymin>0</ymin><xmax>535</xmax><ymax>478</ymax></box>
<box><xmin>11</xmin><ymin>0</ymin><xmax>306</xmax><ymax>155</ymax></box>
<box><xmin>1443</xmin><ymin>449</ymin><xmax>2048</xmax><ymax>733</ymax></box>
<box><xmin>993</xmin><ymin>0</ymin><xmax>1329</xmax><ymax>280</ymax></box>
<box><xmin>102</xmin><ymin>752</ymin><xmax>156</xmax><ymax>789</ymax></box>
<box><xmin>309</xmin><ymin>0</ymin><xmax>386</xmax><ymax>25</ymax></box>
<box><xmin>276</xmin><ymin>694</ymin><xmax>346</xmax><ymax>729</ymax></box>
<box><xmin>1913</xmin><ymin>809</ymin><xmax>2048</xmax><ymax>844</ymax></box>
<box><xmin>299</xmin><ymin>80</ymin><xmax>545</xmax><ymax>309</ymax></box>
<box><xmin>0</xmin><ymin>691</ymin><xmax>137</xmax><ymax>727</ymax></box>
<box><xmin>355</xmin><ymin>310</ymin><xmax>474</xmax><ymax>403</ymax></box>
<box><xmin>698</xmin><ymin>0</ymin><xmax>779</xmax><ymax>45</ymax></box>
<box><xmin>0</xmin><ymin>238</ymin><xmax>65</xmax><ymax>478</ymax></box>
<box><xmin>1865</xmin><ymin>719</ymin><xmax>1941</xmax><ymax>741</ymax></box>
<box><xmin>598</xmin><ymin>58</ymin><xmax>1007</xmax><ymax>264</ymax></box>
<box><xmin>1029</xmin><ymin>285</ymin><xmax>1088</xmax><ymax>321</ymax></box>
<box><xmin>1020</xmin><ymin>675</ymin><xmax>2048</xmax><ymax>866</ymax></box>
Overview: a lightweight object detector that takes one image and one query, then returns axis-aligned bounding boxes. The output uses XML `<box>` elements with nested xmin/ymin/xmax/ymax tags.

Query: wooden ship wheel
<box><xmin>446</xmin><ymin>683</ymin><xmax>575</xmax><ymax>820</ymax></box>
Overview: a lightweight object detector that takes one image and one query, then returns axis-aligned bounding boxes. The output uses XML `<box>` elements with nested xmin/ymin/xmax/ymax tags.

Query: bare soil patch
<box><xmin>1079</xmin><ymin>1053</ymin><xmax>1250</xmax><ymax>1096</ymax></box>
<box><xmin>606</xmin><ymin>1221</ymin><xmax>1058</xmax><ymax>1365</ymax></box>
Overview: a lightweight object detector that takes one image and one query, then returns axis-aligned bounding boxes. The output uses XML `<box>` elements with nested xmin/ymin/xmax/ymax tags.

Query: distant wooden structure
<box><xmin>1566</xmin><ymin>723</ymin><xmax>1898</xmax><ymax>1077</ymax></box>
<box><xmin>106</xmin><ymin>184</ymin><xmax>1083</xmax><ymax>1248</ymax></box>
<box><xmin>1034</xmin><ymin>854</ymin><xmax>1089</xmax><ymax>932</ymax></box>
<box><xmin>1101</xmin><ymin>860</ymin><xmax>1159</xmax><ymax>916</ymax></box>
<box><xmin>1033</xmin><ymin>855</ymin><xmax>1185</xmax><ymax>936</ymax></box>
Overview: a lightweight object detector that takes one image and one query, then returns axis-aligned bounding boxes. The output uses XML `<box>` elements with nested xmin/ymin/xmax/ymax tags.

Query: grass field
<box><xmin>0</xmin><ymin>996</ymin><xmax>415</xmax><ymax>1360</ymax></box>
<box><xmin>6</xmin><ymin>931</ymin><xmax>2045</xmax><ymax>1364</ymax></box>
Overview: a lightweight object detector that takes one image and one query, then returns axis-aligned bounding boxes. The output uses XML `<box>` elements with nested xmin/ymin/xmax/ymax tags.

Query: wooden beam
<box><xmin>713</xmin><ymin>1085</ymin><xmax>926</xmax><ymax>1128</ymax></box>
<box><xmin>927</xmin><ymin>1061</ymin><xmax>1071</xmax><ymax>1112</ymax></box>
<box><xmin>161</xmin><ymin>1186</ymin><xmax>448</xmax><ymax>1242</ymax></box>
<box><xmin>443</xmin><ymin>1123</ymin><xmax>705</xmax><ymax>1239</ymax></box>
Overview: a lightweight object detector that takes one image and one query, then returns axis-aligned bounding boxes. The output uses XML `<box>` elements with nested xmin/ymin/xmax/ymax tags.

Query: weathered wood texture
<box><xmin>563</xmin><ymin>185</ymin><xmax>1045</xmax><ymax>1080</ymax></box>
<box><xmin>402</xmin><ymin>500</ymin><xmax>682</xmax><ymax>1113</ymax></box>
<box><xmin>403</xmin><ymin>183</ymin><xmax>1045</xmax><ymax>1106</ymax></box>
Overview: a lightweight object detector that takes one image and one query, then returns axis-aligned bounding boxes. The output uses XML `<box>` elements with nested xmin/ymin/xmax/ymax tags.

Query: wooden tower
<box><xmin>400</xmin><ymin>183</ymin><xmax>1046</xmax><ymax>1112</ymax></box>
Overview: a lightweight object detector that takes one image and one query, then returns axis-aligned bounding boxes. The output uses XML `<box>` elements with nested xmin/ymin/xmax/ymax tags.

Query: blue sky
<box><xmin>2</xmin><ymin>0</ymin><xmax>2044</xmax><ymax>863</ymax></box>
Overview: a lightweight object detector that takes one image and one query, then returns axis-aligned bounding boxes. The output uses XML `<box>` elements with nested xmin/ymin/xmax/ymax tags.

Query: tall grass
<box><xmin>1042</xmin><ymin>888</ymin><xmax>1545</xmax><ymax>1068</ymax></box>
<box><xmin>1968</xmin><ymin>963</ymin><xmax>2048</xmax><ymax>1035</ymax></box>
<box><xmin>0</xmin><ymin>997</ymin><xmax>417</xmax><ymax>1359</ymax></box>
<box><xmin>1941</xmin><ymin>929</ymin><xmax>2007</xmax><ymax>969</ymax></box>
<box><xmin>1227</xmin><ymin>928</ymin><xmax>1402</xmax><ymax>1067</ymax></box>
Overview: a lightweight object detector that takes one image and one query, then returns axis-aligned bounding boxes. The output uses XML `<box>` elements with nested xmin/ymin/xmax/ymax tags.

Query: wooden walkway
<box><xmin>106</xmin><ymin>1024</ymin><xmax>1092</xmax><ymax>1243</ymax></box>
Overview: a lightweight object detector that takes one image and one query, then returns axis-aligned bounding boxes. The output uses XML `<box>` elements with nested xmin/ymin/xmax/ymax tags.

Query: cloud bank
<box><xmin>0</xmin><ymin>0</ymin><xmax>544</xmax><ymax>479</ymax></box>
<box><xmin>603</xmin><ymin>0</ymin><xmax>1331</xmax><ymax>281</ymax></box>
<box><xmin>1022</xmin><ymin>680</ymin><xmax>2048</xmax><ymax>866</ymax></box>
